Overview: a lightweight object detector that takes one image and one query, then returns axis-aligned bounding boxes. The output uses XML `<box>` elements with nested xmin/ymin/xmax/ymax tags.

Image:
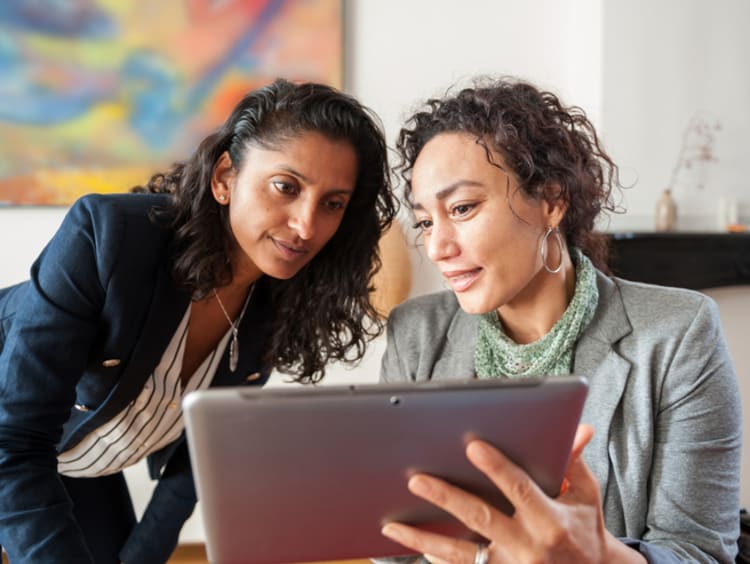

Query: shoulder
<box><xmin>609</xmin><ymin>275</ymin><xmax>720</xmax><ymax>332</ymax></box>
<box><xmin>63</xmin><ymin>193</ymin><xmax>173</xmax><ymax>248</ymax></box>
<box><xmin>590</xmin><ymin>272</ymin><xmax>725</xmax><ymax>363</ymax></box>
<box><xmin>382</xmin><ymin>290</ymin><xmax>476</xmax><ymax>382</ymax></box>
<box><xmin>47</xmin><ymin>193</ymin><xmax>175</xmax><ymax>284</ymax></box>
<box><xmin>388</xmin><ymin>290</ymin><xmax>464</xmax><ymax>331</ymax></box>
<box><xmin>71</xmin><ymin>192</ymin><xmax>171</xmax><ymax>224</ymax></box>
<box><xmin>386</xmin><ymin>289</ymin><xmax>475</xmax><ymax>354</ymax></box>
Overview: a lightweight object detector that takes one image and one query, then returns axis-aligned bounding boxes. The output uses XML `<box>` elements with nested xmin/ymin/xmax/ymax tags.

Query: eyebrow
<box><xmin>278</xmin><ymin>165</ymin><xmax>354</xmax><ymax>195</ymax></box>
<box><xmin>278</xmin><ymin>165</ymin><xmax>310</xmax><ymax>183</ymax></box>
<box><xmin>411</xmin><ymin>180</ymin><xmax>484</xmax><ymax>211</ymax></box>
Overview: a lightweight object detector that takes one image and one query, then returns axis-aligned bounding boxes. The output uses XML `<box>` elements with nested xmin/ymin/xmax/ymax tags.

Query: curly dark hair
<box><xmin>134</xmin><ymin>79</ymin><xmax>396</xmax><ymax>383</ymax></box>
<box><xmin>396</xmin><ymin>76</ymin><xmax>621</xmax><ymax>270</ymax></box>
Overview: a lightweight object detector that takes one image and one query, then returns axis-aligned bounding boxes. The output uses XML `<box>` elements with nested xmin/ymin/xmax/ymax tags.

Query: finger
<box><xmin>570</xmin><ymin>423</ymin><xmax>594</xmax><ymax>460</ymax></box>
<box><xmin>406</xmin><ymin>473</ymin><xmax>513</xmax><ymax>544</ymax></box>
<box><xmin>561</xmin><ymin>448</ymin><xmax>602</xmax><ymax>505</ymax></box>
<box><xmin>465</xmin><ymin>440</ymin><xmax>552</xmax><ymax>520</ymax></box>
<box><xmin>559</xmin><ymin>423</ymin><xmax>594</xmax><ymax>497</ymax></box>
<box><xmin>381</xmin><ymin>522</ymin><xmax>478</xmax><ymax>564</ymax></box>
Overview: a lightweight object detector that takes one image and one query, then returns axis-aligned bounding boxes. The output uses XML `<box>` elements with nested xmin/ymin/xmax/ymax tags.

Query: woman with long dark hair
<box><xmin>0</xmin><ymin>78</ymin><xmax>396</xmax><ymax>563</ymax></box>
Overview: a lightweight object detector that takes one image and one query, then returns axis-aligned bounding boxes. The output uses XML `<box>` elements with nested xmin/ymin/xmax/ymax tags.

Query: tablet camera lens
<box><xmin>389</xmin><ymin>396</ymin><xmax>401</xmax><ymax>406</ymax></box>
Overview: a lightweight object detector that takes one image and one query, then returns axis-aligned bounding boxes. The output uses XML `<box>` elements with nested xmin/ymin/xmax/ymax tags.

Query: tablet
<box><xmin>183</xmin><ymin>376</ymin><xmax>588</xmax><ymax>563</ymax></box>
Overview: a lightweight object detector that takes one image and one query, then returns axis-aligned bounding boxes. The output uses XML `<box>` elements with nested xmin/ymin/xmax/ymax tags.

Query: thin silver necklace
<box><xmin>213</xmin><ymin>284</ymin><xmax>254</xmax><ymax>372</ymax></box>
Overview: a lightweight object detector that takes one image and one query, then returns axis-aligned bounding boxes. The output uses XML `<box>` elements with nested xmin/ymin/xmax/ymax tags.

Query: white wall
<box><xmin>601</xmin><ymin>0</ymin><xmax>750</xmax><ymax>231</ymax></box>
<box><xmin>1</xmin><ymin>0</ymin><xmax>749</xmax><ymax>543</ymax></box>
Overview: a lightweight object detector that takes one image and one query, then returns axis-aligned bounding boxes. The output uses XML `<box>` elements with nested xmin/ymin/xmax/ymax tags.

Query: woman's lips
<box><xmin>442</xmin><ymin>267</ymin><xmax>482</xmax><ymax>292</ymax></box>
<box><xmin>271</xmin><ymin>237</ymin><xmax>307</xmax><ymax>261</ymax></box>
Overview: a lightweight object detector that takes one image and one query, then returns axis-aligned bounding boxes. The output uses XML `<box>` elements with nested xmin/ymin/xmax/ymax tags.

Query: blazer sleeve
<box><xmin>0</xmin><ymin>195</ymin><xmax>123</xmax><ymax>562</ymax></box>
<box><xmin>641</xmin><ymin>296</ymin><xmax>741</xmax><ymax>562</ymax></box>
<box><xmin>119</xmin><ymin>440</ymin><xmax>197</xmax><ymax>564</ymax></box>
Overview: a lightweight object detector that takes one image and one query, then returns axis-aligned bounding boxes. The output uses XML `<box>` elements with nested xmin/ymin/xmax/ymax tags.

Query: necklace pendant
<box><xmin>214</xmin><ymin>285</ymin><xmax>254</xmax><ymax>374</ymax></box>
<box><xmin>229</xmin><ymin>333</ymin><xmax>239</xmax><ymax>372</ymax></box>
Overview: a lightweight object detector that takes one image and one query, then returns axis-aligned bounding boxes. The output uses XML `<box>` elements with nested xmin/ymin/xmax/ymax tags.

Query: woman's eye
<box><xmin>451</xmin><ymin>203</ymin><xmax>475</xmax><ymax>217</ymax></box>
<box><xmin>272</xmin><ymin>180</ymin><xmax>297</xmax><ymax>195</ymax></box>
<box><xmin>324</xmin><ymin>199</ymin><xmax>346</xmax><ymax>212</ymax></box>
<box><xmin>412</xmin><ymin>218</ymin><xmax>433</xmax><ymax>231</ymax></box>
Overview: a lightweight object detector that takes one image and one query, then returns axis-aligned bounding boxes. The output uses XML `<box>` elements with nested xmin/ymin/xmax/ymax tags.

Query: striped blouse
<box><xmin>58</xmin><ymin>306</ymin><xmax>231</xmax><ymax>477</ymax></box>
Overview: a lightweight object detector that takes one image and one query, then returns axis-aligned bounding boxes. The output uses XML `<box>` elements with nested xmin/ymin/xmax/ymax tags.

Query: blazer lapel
<box><xmin>574</xmin><ymin>272</ymin><xmax>633</xmax><ymax>502</ymax></box>
<box><xmin>83</xmin><ymin>265</ymin><xmax>190</xmax><ymax>429</ymax></box>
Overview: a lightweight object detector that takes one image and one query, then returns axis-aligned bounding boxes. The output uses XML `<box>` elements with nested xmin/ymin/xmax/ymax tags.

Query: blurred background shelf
<box><xmin>607</xmin><ymin>231</ymin><xmax>750</xmax><ymax>290</ymax></box>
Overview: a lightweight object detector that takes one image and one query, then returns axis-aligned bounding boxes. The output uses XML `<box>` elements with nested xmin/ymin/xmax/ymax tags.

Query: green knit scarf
<box><xmin>474</xmin><ymin>248</ymin><xmax>599</xmax><ymax>379</ymax></box>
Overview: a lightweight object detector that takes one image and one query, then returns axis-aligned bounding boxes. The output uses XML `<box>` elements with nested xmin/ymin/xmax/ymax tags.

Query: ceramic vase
<box><xmin>655</xmin><ymin>189</ymin><xmax>677</xmax><ymax>232</ymax></box>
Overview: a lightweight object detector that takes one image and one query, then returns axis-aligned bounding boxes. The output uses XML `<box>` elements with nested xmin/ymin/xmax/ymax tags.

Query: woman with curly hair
<box><xmin>0</xmin><ymin>78</ymin><xmax>396</xmax><ymax>563</ymax></box>
<box><xmin>379</xmin><ymin>78</ymin><xmax>740</xmax><ymax>563</ymax></box>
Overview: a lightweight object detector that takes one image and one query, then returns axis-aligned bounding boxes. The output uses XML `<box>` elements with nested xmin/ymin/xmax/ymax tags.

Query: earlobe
<box><xmin>211</xmin><ymin>151</ymin><xmax>235</xmax><ymax>204</ymax></box>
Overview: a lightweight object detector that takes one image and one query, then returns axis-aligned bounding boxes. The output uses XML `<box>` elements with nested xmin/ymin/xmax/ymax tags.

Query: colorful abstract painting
<box><xmin>0</xmin><ymin>0</ymin><xmax>342</xmax><ymax>206</ymax></box>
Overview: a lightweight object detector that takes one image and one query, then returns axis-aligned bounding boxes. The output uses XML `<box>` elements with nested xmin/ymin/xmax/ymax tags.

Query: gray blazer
<box><xmin>380</xmin><ymin>271</ymin><xmax>741</xmax><ymax>563</ymax></box>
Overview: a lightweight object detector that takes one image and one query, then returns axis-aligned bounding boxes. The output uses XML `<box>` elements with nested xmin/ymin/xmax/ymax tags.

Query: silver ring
<box><xmin>474</xmin><ymin>543</ymin><xmax>489</xmax><ymax>564</ymax></box>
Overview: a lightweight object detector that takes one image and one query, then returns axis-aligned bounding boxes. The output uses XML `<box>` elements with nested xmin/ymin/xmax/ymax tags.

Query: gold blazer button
<box><xmin>74</xmin><ymin>404</ymin><xmax>91</xmax><ymax>412</ymax></box>
<box><xmin>102</xmin><ymin>359</ymin><xmax>121</xmax><ymax>367</ymax></box>
<box><xmin>246</xmin><ymin>372</ymin><xmax>261</xmax><ymax>382</ymax></box>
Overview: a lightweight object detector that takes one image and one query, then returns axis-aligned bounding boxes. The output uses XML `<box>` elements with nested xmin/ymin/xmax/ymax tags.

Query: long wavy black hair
<box><xmin>396</xmin><ymin>77</ymin><xmax>621</xmax><ymax>270</ymax></box>
<box><xmin>134</xmin><ymin>79</ymin><xmax>396</xmax><ymax>383</ymax></box>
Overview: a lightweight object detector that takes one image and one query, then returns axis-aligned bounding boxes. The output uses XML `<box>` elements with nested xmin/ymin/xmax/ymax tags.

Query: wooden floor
<box><xmin>170</xmin><ymin>544</ymin><xmax>209</xmax><ymax>563</ymax></box>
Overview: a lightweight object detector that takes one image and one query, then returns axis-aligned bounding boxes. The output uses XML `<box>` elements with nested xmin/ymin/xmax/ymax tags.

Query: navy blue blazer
<box><xmin>0</xmin><ymin>193</ymin><xmax>274</xmax><ymax>563</ymax></box>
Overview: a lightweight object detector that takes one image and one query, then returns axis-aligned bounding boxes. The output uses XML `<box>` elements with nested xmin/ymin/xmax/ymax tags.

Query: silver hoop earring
<box><xmin>540</xmin><ymin>227</ymin><xmax>564</xmax><ymax>274</ymax></box>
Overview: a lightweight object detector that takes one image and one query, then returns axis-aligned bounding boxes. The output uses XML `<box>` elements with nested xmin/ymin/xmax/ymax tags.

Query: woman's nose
<box><xmin>288</xmin><ymin>201</ymin><xmax>316</xmax><ymax>240</ymax></box>
<box><xmin>425</xmin><ymin>222</ymin><xmax>459</xmax><ymax>263</ymax></box>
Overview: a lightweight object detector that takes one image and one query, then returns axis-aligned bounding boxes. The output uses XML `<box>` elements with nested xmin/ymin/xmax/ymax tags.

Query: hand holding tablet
<box><xmin>380</xmin><ymin>424</ymin><xmax>609</xmax><ymax>564</ymax></box>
